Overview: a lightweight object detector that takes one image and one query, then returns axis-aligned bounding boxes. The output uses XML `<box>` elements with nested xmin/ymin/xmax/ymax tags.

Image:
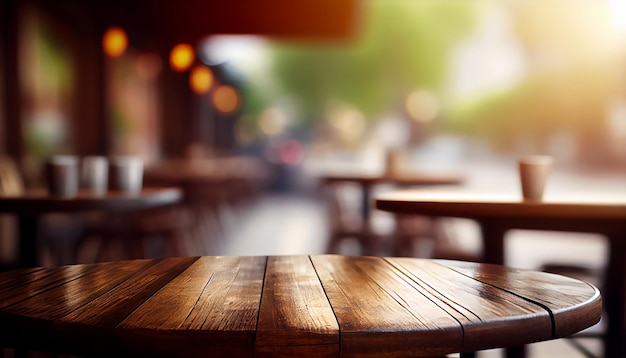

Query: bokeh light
<box><xmin>189</xmin><ymin>66</ymin><xmax>213</xmax><ymax>94</ymax></box>
<box><xmin>212</xmin><ymin>85</ymin><xmax>239</xmax><ymax>113</ymax></box>
<box><xmin>102</xmin><ymin>27</ymin><xmax>128</xmax><ymax>58</ymax></box>
<box><xmin>169</xmin><ymin>44</ymin><xmax>195</xmax><ymax>72</ymax></box>
<box><xmin>406</xmin><ymin>90</ymin><xmax>439</xmax><ymax>122</ymax></box>
<box><xmin>259</xmin><ymin>107</ymin><xmax>289</xmax><ymax>136</ymax></box>
<box><xmin>327</xmin><ymin>104</ymin><xmax>366</xmax><ymax>145</ymax></box>
<box><xmin>279</xmin><ymin>140</ymin><xmax>304</xmax><ymax>165</ymax></box>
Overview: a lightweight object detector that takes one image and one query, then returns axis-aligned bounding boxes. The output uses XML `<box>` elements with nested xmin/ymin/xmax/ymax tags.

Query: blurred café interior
<box><xmin>2</xmin><ymin>0</ymin><xmax>626</xmax><ymax>356</ymax></box>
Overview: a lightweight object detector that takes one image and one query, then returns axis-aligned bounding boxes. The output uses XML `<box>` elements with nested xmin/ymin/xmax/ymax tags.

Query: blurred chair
<box><xmin>0</xmin><ymin>155</ymin><xmax>85</xmax><ymax>267</ymax></box>
<box><xmin>0</xmin><ymin>156</ymin><xmax>24</xmax><ymax>195</ymax></box>
<box><xmin>323</xmin><ymin>182</ymin><xmax>390</xmax><ymax>255</ymax></box>
<box><xmin>0</xmin><ymin>156</ymin><xmax>22</xmax><ymax>269</ymax></box>
<box><xmin>323</xmin><ymin>180</ymin><xmax>479</xmax><ymax>259</ymax></box>
<box><xmin>325</xmin><ymin>182</ymin><xmax>365</xmax><ymax>254</ymax></box>
<box><xmin>78</xmin><ymin>205</ymin><xmax>193</xmax><ymax>262</ymax></box>
<box><xmin>393</xmin><ymin>215</ymin><xmax>480</xmax><ymax>261</ymax></box>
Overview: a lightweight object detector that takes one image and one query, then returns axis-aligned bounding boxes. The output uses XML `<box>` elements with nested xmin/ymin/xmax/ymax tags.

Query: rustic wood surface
<box><xmin>0</xmin><ymin>255</ymin><xmax>601</xmax><ymax>357</ymax></box>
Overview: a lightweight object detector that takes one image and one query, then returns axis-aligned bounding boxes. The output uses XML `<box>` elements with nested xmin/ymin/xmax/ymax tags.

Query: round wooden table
<box><xmin>0</xmin><ymin>255</ymin><xmax>600</xmax><ymax>357</ymax></box>
<box><xmin>376</xmin><ymin>189</ymin><xmax>626</xmax><ymax>357</ymax></box>
<box><xmin>320</xmin><ymin>170</ymin><xmax>464</xmax><ymax>254</ymax></box>
<box><xmin>321</xmin><ymin>170</ymin><xmax>464</xmax><ymax>221</ymax></box>
<box><xmin>0</xmin><ymin>187</ymin><xmax>182</xmax><ymax>267</ymax></box>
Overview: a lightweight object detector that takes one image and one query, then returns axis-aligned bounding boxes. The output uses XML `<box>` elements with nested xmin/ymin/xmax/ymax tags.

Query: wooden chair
<box><xmin>0</xmin><ymin>156</ymin><xmax>85</xmax><ymax>267</ymax></box>
<box><xmin>0</xmin><ymin>156</ymin><xmax>23</xmax><ymax>269</ymax></box>
<box><xmin>393</xmin><ymin>215</ymin><xmax>481</xmax><ymax>261</ymax></box>
<box><xmin>323</xmin><ymin>182</ymin><xmax>386</xmax><ymax>255</ymax></box>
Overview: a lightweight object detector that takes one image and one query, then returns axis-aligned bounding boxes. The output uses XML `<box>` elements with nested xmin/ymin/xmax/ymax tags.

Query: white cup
<box><xmin>109</xmin><ymin>156</ymin><xmax>143</xmax><ymax>194</ymax></box>
<box><xmin>518</xmin><ymin>155</ymin><xmax>553</xmax><ymax>201</ymax></box>
<box><xmin>81</xmin><ymin>156</ymin><xmax>108</xmax><ymax>195</ymax></box>
<box><xmin>384</xmin><ymin>148</ymin><xmax>404</xmax><ymax>176</ymax></box>
<box><xmin>45</xmin><ymin>155</ymin><xmax>79</xmax><ymax>198</ymax></box>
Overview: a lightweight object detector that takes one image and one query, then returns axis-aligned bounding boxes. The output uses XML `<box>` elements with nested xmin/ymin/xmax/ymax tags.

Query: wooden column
<box><xmin>1</xmin><ymin>0</ymin><xmax>23</xmax><ymax>160</ymax></box>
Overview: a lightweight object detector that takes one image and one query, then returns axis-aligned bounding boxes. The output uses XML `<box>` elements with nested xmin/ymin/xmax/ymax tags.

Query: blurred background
<box><xmin>3</xmin><ymin>0</ymin><xmax>626</xmax><ymax>183</ymax></box>
<box><xmin>2</xmin><ymin>0</ymin><xmax>625</xmax><ymax>355</ymax></box>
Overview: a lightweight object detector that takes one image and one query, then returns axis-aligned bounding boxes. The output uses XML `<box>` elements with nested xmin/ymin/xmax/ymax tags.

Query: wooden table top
<box><xmin>144</xmin><ymin>157</ymin><xmax>269</xmax><ymax>184</ymax></box>
<box><xmin>0</xmin><ymin>187</ymin><xmax>182</xmax><ymax>214</ymax></box>
<box><xmin>321</xmin><ymin>170</ymin><xmax>464</xmax><ymax>186</ymax></box>
<box><xmin>0</xmin><ymin>255</ymin><xmax>600</xmax><ymax>357</ymax></box>
<box><xmin>376</xmin><ymin>189</ymin><xmax>626</xmax><ymax>220</ymax></box>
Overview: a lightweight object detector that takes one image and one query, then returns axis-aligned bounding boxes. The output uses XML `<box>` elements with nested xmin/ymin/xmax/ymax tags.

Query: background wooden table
<box><xmin>0</xmin><ymin>187</ymin><xmax>182</xmax><ymax>267</ymax></box>
<box><xmin>0</xmin><ymin>255</ymin><xmax>600</xmax><ymax>357</ymax></box>
<box><xmin>376</xmin><ymin>190</ymin><xmax>625</xmax><ymax>357</ymax></box>
<box><xmin>320</xmin><ymin>170</ymin><xmax>464</xmax><ymax>254</ymax></box>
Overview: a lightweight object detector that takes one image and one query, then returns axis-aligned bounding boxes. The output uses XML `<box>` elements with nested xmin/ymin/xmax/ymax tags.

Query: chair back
<box><xmin>0</xmin><ymin>156</ymin><xmax>24</xmax><ymax>196</ymax></box>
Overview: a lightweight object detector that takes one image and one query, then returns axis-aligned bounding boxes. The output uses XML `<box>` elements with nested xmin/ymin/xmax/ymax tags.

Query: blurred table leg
<box><xmin>18</xmin><ymin>214</ymin><xmax>39</xmax><ymax>267</ymax></box>
<box><xmin>479</xmin><ymin>220</ymin><xmax>526</xmax><ymax>358</ymax></box>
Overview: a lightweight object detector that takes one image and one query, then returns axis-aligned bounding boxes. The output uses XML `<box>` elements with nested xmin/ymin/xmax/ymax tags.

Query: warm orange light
<box><xmin>169</xmin><ymin>44</ymin><xmax>194</xmax><ymax>72</ymax></box>
<box><xmin>213</xmin><ymin>85</ymin><xmax>239</xmax><ymax>113</ymax></box>
<box><xmin>189</xmin><ymin>66</ymin><xmax>213</xmax><ymax>94</ymax></box>
<box><xmin>102</xmin><ymin>27</ymin><xmax>128</xmax><ymax>58</ymax></box>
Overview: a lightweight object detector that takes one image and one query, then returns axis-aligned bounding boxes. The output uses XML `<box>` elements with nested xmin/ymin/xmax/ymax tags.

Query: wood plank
<box><xmin>0</xmin><ymin>264</ymin><xmax>108</xmax><ymax>309</ymax></box>
<box><xmin>310</xmin><ymin>255</ymin><xmax>462</xmax><ymax>357</ymax></box>
<box><xmin>113</xmin><ymin>256</ymin><xmax>264</xmax><ymax>357</ymax></box>
<box><xmin>3</xmin><ymin>257</ymin><xmax>201</xmax><ymax>356</ymax></box>
<box><xmin>119</xmin><ymin>256</ymin><xmax>221</xmax><ymax>329</ymax></box>
<box><xmin>155</xmin><ymin>255</ymin><xmax>265</xmax><ymax>357</ymax></box>
<box><xmin>3</xmin><ymin>259</ymin><xmax>152</xmax><ymax>320</ymax></box>
<box><xmin>435</xmin><ymin>259</ymin><xmax>602</xmax><ymax>338</ymax></box>
<box><xmin>0</xmin><ymin>267</ymin><xmax>48</xmax><ymax>295</ymax></box>
<box><xmin>388</xmin><ymin>258</ymin><xmax>554</xmax><ymax>352</ymax></box>
<box><xmin>256</xmin><ymin>255</ymin><xmax>339</xmax><ymax>357</ymax></box>
<box><xmin>60</xmin><ymin>257</ymin><xmax>197</xmax><ymax>327</ymax></box>
<box><xmin>181</xmin><ymin>256</ymin><xmax>265</xmax><ymax>330</ymax></box>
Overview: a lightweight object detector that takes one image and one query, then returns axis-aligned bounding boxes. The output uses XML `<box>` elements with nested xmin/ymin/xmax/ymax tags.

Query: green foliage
<box><xmin>267</xmin><ymin>0</ymin><xmax>479</xmax><ymax>126</ymax></box>
<box><xmin>448</xmin><ymin>58</ymin><xmax>623</xmax><ymax>150</ymax></box>
<box><xmin>37</xmin><ymin>22</ymin><xmax>73</xmax><ymax>95</ymax></box>
<box><xmin>112</xmin><ymin>104</ymin><xmax>133</xmax><ymax>135</ymax></box>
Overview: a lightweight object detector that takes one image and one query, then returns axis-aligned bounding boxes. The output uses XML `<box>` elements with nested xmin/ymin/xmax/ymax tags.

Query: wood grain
<box><xmin>3</xmin><ymin>260</ymin><xmax>152</xmax><ymax>320</ymax></box>
<box><xmin>311</xmin><ymin>255</ymin><xmax>462</xmax><ymax>357</ymax></box>
<box><xmin>118</xmin><ymin>256</ymin><xmax>266</xmax><ymax>357</ymax></box>
<box><xmin>256</xmin><ymin>255</ymin><xmax>339</xmax><ymax>357</ymax></box>
<box><xmin>0</xmin><ymin>255</ymin><xmax>602</xmax><ymax>357</ymax></box>
<box><xmin>388</xmin><ymin>258</ymin><xmax>554</xmax><ymax>352</ymax></box>
<box><xmin>435</xmin><ymin>259</ymin><xmax>602</xmax><ymax>339</ymax></box>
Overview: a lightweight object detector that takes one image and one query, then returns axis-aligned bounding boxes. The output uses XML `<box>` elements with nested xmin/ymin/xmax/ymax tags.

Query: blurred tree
<box><xmin>448</xmin><ymin>0</ymin><xmax>626</xmax><ymax>157</ymax></box>
<box><xmin>267</xmin><ymin>0</ymin><xmax>478</xmax><ymax>127</ymax></box>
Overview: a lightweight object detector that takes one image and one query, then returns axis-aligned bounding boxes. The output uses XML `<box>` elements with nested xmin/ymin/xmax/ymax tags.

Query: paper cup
<box><xmin>518</xmin><ymin>155</ymin><xmax>553</xmax><ymax>201</ymax></box>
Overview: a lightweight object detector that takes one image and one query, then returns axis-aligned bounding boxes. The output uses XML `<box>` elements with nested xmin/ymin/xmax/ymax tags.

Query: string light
<box><xmin>170</xmin><ymin>44</ymin><xmax>194</xmax><ymax>72</ymax></box>
<box><xmin>102</xmin><ymin>27</ymin><xmax>128</xmax><ymax>58</ymax></box>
